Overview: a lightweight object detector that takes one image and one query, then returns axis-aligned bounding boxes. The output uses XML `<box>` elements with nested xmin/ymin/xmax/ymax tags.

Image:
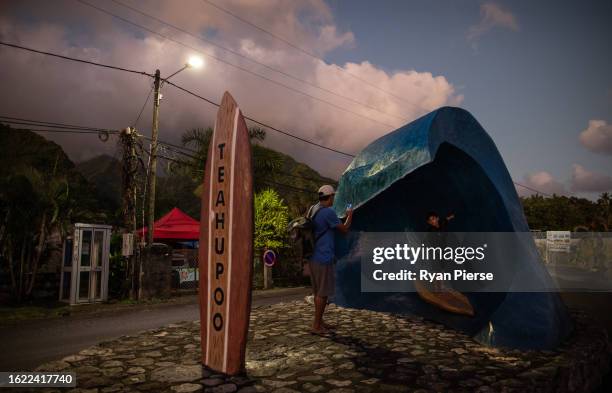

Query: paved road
<box><xmin>0</xmin><ymin>287</ymin><xmax>311</xmax><ymax>371</ymax></box>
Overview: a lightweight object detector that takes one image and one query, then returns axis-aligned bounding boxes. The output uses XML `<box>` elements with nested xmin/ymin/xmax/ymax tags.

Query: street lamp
<box><xmin>187</xmin><ymin>56</ymin><xmax>204</xmax><ymax>69</ymax></box>
<box><xmin>164</xmin><ymin>56</ymin><xmax>205</xmax><ymax>81</ymax></box>
<box><xmin>146</xmin><ymin>57</ymin><xmax>203</xmax><ymax>249</ymax></box>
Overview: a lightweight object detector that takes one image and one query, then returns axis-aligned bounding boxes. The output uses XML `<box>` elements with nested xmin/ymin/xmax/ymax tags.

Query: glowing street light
<box><xmin>164</xmin><ymin>56</ymin><xmax>204</xmax><ymax>81</ymax></box>
<box><xmin>187</xmin><ymin>55</ymin><xmax>204</xmax><ymax>69</ymax></box>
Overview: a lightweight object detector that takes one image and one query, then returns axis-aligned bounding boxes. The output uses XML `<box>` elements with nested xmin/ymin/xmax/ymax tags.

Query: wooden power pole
<box><xmin>146</xmin><ymin>69</ymin><xmax>161</xmax><ymax>248</ymax></box>
<box><xmin>120</xmin><ymin>127</ymin><xmax>139</xmax><ymax>299</ymax></box>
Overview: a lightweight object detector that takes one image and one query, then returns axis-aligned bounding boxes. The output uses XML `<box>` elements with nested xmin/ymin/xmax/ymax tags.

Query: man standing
<box><xmin>309</xmin><ymin>185</ymin><xmax>352</xmax><ymax>334</ymax></box>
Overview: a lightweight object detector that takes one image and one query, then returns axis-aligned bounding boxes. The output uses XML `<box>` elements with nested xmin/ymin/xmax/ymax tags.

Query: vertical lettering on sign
<box><xmin>201</xmin><ymin>93</ymin><xmax>252</xmax><ymax>376</ymax></box>
<box><xmin>206</xmin><ymin>123</ymin><xmax>232</xmax><ymax>370</ymax></box>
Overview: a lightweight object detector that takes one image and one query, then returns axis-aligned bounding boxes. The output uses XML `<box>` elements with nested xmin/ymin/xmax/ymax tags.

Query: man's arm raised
<box><xmin>336</xmin><ymin>209</ymin><xmax>353</xmax><ymax>234</ymax></box>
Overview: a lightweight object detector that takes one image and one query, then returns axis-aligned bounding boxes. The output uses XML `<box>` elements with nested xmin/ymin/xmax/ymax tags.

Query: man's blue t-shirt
<box><xmin>310</xmin><ymin>206</ymin><xmax>341</xmax><ymax>265</ymax></box>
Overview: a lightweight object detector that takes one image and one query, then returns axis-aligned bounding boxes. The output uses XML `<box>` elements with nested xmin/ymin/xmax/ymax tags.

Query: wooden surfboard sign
<box><xmin>414</xmin><ymin>280</ymin><xmax>474</xmax><ymax>317</ymax></box>
<box><xmin>199</xmin><ymin>91</ymin><xmax>254</xmax><ymax>375</ymax></box>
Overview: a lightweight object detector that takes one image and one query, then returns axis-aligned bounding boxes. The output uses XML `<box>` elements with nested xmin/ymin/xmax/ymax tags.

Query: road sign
<box><xmin>121</xmin><ymin>233</ymin><xmax>133</xmax><ymax>256</ymax></box>
<box><xmin>263</xmin><ymin>249</ymin><xmax>277</xmax><ymax>267</ymax></box>
<box><xmin>199</xmin><ymin>92</ymin><xmax>254</xmax><ymax>375</ymax></box>
<box><xmin>178</xmin><ymin>268</ymin><xmax>198</xmax><ymax>283</ymax></box>
<box><xmin>546</xmin><ymin>231</ymin><xmax>571</xmax><ymax>253</ymax></box>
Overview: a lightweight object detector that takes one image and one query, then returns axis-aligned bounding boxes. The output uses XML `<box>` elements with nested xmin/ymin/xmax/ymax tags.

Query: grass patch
<box><xmin>0</xmin><ymin>304</ymin><xmax>71</xmax><ymax>324</ymax></box>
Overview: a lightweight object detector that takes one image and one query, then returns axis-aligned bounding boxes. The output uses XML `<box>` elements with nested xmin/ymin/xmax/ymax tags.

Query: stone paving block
<box><xmin>28</xmin><ymin>301</ymin><xmax>609</xmax><ymax>393</ymax></box>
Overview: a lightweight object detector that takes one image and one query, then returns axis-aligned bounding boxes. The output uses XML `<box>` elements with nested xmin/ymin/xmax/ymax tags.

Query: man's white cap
<box><xmin>318</xmin><ymin>185</ymin><xmax>335</xmax><ymax>197</ymax></box>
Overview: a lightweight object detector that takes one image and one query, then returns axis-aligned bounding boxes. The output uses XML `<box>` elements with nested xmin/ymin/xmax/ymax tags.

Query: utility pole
<box><xmin>146</xmin><ymin>69</ymin><xmax>161</xmax><ymax>248</ymax></box>
<box><xmin>120</xmin><ymin>127</ymin><xmax>138</xmax><ymax>299</ymax></box>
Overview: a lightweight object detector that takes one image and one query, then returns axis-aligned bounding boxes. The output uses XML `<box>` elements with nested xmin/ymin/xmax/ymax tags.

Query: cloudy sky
<box><xmin>1</xmin><ymin>0</ymin><xmax>610</xmax><ymax>199</ymax></box>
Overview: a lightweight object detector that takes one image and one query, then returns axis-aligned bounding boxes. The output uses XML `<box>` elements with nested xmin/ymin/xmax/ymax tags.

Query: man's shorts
<box><xmin>309</xmin><ymin>261</ymin><xmax>335</xmax><ymax>297</ymax></box>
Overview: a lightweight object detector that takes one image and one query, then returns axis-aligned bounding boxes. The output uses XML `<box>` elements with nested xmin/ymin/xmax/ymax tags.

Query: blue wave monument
<box><xmin>332</xmin><ymin>107</ymin><xmax>572</xmax><ymax>349</ymax></box>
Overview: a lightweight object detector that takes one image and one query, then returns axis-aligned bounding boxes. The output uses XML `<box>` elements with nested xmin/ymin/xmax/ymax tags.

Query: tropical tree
<box><xmin>179</xmin><ymin>127</ymin><xmax>212</xmax><ymax>180</ymax></box>
<box><xmin>597</xmin><ymin>192</ymin><xmax>610</xmax><ymax>231</ymax></box>
<box><xmin>0</xmin><ymin>165</ymin><xmax>72</xmax><ymax>301</ymax></box>
<box><xmin>520</xmin><ymin>193</ymin><xmax>611</xmax><ymax>231</ymax></box>
<box><xmin>177</xmin><ymin>126</ymin><xmax>283</xmax><ymax>193</ymax></box>
<box><xmin>254</xmin><ymin>189</ymin><xmax>289</xmax><ymax>254</ymax></box>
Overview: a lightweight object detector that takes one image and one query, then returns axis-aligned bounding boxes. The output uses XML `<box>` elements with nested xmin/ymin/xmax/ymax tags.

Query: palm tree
<box><xmin>178</xmin><ymin>127</ymin><xmax>283</xmax><ymax>192</ymax></box>
<box><xmin>0</xmin><ymin>165</ymin><xmax>71</xmax><ymax>301</ymax></box>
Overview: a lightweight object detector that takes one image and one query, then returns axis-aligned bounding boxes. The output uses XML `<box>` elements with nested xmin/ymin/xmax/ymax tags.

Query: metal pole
<box><xmin>146</xmin><ymin>69</ymin><xmax>161</xmax><ymax>248</ymax></box>
<box><xmin>264</xmin><ymin>265</ymin><xmax>271</xmax><ymax>289</ymax></box>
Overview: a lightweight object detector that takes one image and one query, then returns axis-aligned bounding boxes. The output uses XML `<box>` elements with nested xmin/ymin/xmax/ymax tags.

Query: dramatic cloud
<box><xmin>0</xmin><ymin>0</ymin><xmax>461</xmax><ymax>179</ymax></box>
<box><xmin>517</xmin><ymin>171</ymin><xmax>566</xmax><ymax>197</ymax></box>
<box><xmin>571</xmin><ymin>164</ymin><xmax>612</xmax><ymax>193</ymax></box>
<box><xmin>579</xmin><ymin>120</ymin><xmax>612</xmax><ymax>155</ymax></box>
<box><xmin>468</xmin><ymin>2</ymin><xmax>519</xmax><ymax>42</ymax></box>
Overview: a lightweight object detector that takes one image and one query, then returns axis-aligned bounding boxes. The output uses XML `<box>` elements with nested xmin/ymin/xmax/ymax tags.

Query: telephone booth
<box><xmin>59</xmin><ymin>223</ymin><xmax>111</xmax><ymax>305</ymax></box>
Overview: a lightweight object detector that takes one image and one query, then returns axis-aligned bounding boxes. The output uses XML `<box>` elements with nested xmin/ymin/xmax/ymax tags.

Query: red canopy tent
<box><xmin>138</xmin><ymin>207</ymin><xmax>200</xmax><ymax>240</ymax></box>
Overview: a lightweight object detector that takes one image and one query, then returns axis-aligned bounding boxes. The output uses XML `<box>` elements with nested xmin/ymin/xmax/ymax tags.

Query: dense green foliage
<box><xmin>70</xmin><ymin>126</ymin><xmax>335</xmax><ymax>224</ymax></box>
<box><xmin>176</xmin><ymin>127</ymin><xmax>335</xmax><ymax>217</ymax></box>
<box><xmin>0</xmin><ymin>125</ymin><xmax>112</xmax><ymax>301</ymax></box>
<box><xmin>521</xmin><ymin>193</ymin><xmax>611</xmax><ymax>231</ymax></box>
<box><xmin>254</xmin><ymin>189</ymin><xmax>290</xmax><ymax>253</ymax></box>
<box><xmin>0</xmin><ymin>125</ymin><xmax>112</xmax><ymax>221</ymax></box>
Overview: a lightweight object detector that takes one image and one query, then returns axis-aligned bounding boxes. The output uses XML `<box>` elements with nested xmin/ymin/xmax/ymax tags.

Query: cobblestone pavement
<box><xmin>31</xmin><ymin>300</ymin><xmax>609</xmax><ymax>393</ymax></box>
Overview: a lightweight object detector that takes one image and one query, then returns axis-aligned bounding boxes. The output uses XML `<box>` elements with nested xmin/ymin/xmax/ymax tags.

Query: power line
<box><xmin>1</xmin><ymin>115</ymin><xmax>337</xmax><ymax>184</ymax></box>
<box><xmin>162</xmin><ymin>80</ymin><xmax>356</xmax><ymax>157</ymax></box>
<box><xmin>0</xmin><ymin>117</ymin><xmax>195</xmax><ymax>160</ymax></box>
<box><xmin>138</xmin><ymin>134</ymin><xmax>335</xmax><ymax>185</ymax></box>
<box><xmin>148</xmin><ymin>141</ymin><xmax>337</xmax><ymax>185</ymax></box>
<box><xmin>0</xmin><ymin>117</ymin><xmax>118</xmax><ymax>137</ymax></box>
<box><xmin>153</xmin><ymin>152</ymin><xmax>317</xmax><ymax>195</ymax></box>
<box><xmin>514</xmin><ymin>182</ymin><xmax>553</xmax><ymax>198</ymax></box>
<box><xmin>0</xmin><ymin>40</ymin><xmax>556</xmax><ymax>197</ymax></box>
<box><xmin>1</xmin><ymin>127</ymin><xmax>113</xmax><ymax>136</ymax></box>
<box><xmin>74</xmin><ymin>0</ymin><xmax>398</xmax><ymax>130</ymax></box>
<box><xmin>261</xmin><ymin>179</ymin><xmax>317</xmax><ymax>195</ymax></box>
<box><xmin>143</xmin><ymin>138</ymin><xmax>199</xmax><ymax>160</ymax></box>
<box><xmin>0</xmin><ymin>41</ymin><xmax>152</xmax><ymax>78</ymax></box>
<box><xmin>133</xmin><ymin>84</ymin><xmax>154</xmax><ymax>128</ymax></box>
<box><xmin>0</xmin><ymin>41</ymin><xmax>357</xmax><ymax>157</ymax></box>
<box><xmin>110</xmin><ymin>0</ymin><xmax>410</xmax><ymax>124</ymax></box>
<box><xmin>0</xmin><ymin>115</ymin><xmax>107</xmax><ymax>131</ymax></box>
<box><xmin>0</xmin><ymin>117</ymin><xmax>115</xmax><ymax>133</ymax></box>
<box><xmin>1</xmin><ymin>118</ymin><xmax>556</xmax><ymax>198</ymax></box>
<box><xmin>2</xmin><ymin>117</ymin><xmax>198</xmax><ymax>157</ymax></box>
<box><xmin>3</xmin><ymin>125</ymin><xmax>318</xmax><ymax>200</ymax></box>
<box><xmin>0</xmin><ymin>116</ymin><xmax>118</xmax><ymax>133</ymax></box>
<box><xmin>202</xmin><ymin>0</ymin><xmax>417</xmax><ymax>107</ymax></box>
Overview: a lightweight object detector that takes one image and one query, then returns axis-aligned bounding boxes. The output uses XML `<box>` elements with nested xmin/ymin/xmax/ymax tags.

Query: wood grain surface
<box><xmin>199</xmin><ymin>92</ymin><xmax>254</xmax><ymax>375</ymax></box>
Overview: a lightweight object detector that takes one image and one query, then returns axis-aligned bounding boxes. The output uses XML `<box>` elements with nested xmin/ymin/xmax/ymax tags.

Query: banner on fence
<box><xmin>178</xmin><ymin>268</ymin><xmax>198</xmax><ymax>283</ymax></box>
<box><xmin>546</xmin><ymin>231</ymin><xmax>571</xmax><ymax>253</ymax></box>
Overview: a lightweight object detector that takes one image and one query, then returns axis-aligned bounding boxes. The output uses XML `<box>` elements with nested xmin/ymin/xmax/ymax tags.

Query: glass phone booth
<box><xmin>59</xmin><ymin>223</ymin><xmax>111</xmax><ymax>305</ymax></box>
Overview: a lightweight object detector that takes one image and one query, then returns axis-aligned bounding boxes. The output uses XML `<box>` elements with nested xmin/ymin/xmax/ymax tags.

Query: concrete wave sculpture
<box><xmin>332</xmin><ymin>107</ymin><xmax>572</xmax><ymax>349</ymax></box>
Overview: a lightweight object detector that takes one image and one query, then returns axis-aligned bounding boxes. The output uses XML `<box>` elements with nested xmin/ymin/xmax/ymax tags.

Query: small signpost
<box><xmin>263</xmin><ymin>249</ymin><xmax>276</xmax><ymax>290</ymax></box>
<box><xmin>546</xmin><ymin>231</ymin><xmax>571</xmax><ymax>253</ymax></box>
<box><xmin>121</xmin><ymin>233</ymin><xmax>134</xmax><ymax>257</ymax></box>
<box><xmin>263</xmin><ymin>249</ymin><xmax>277</xmax><ymax>267</ymax></box>
<box><xmin>199</xmin><ymin>92</ymin><xmax>254</xmax><ymax>375</ymax></box>
<box><xmin>545</xmin><ymin>230</ymin><xmax>571</xmax><ymax>265</ymax></box>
